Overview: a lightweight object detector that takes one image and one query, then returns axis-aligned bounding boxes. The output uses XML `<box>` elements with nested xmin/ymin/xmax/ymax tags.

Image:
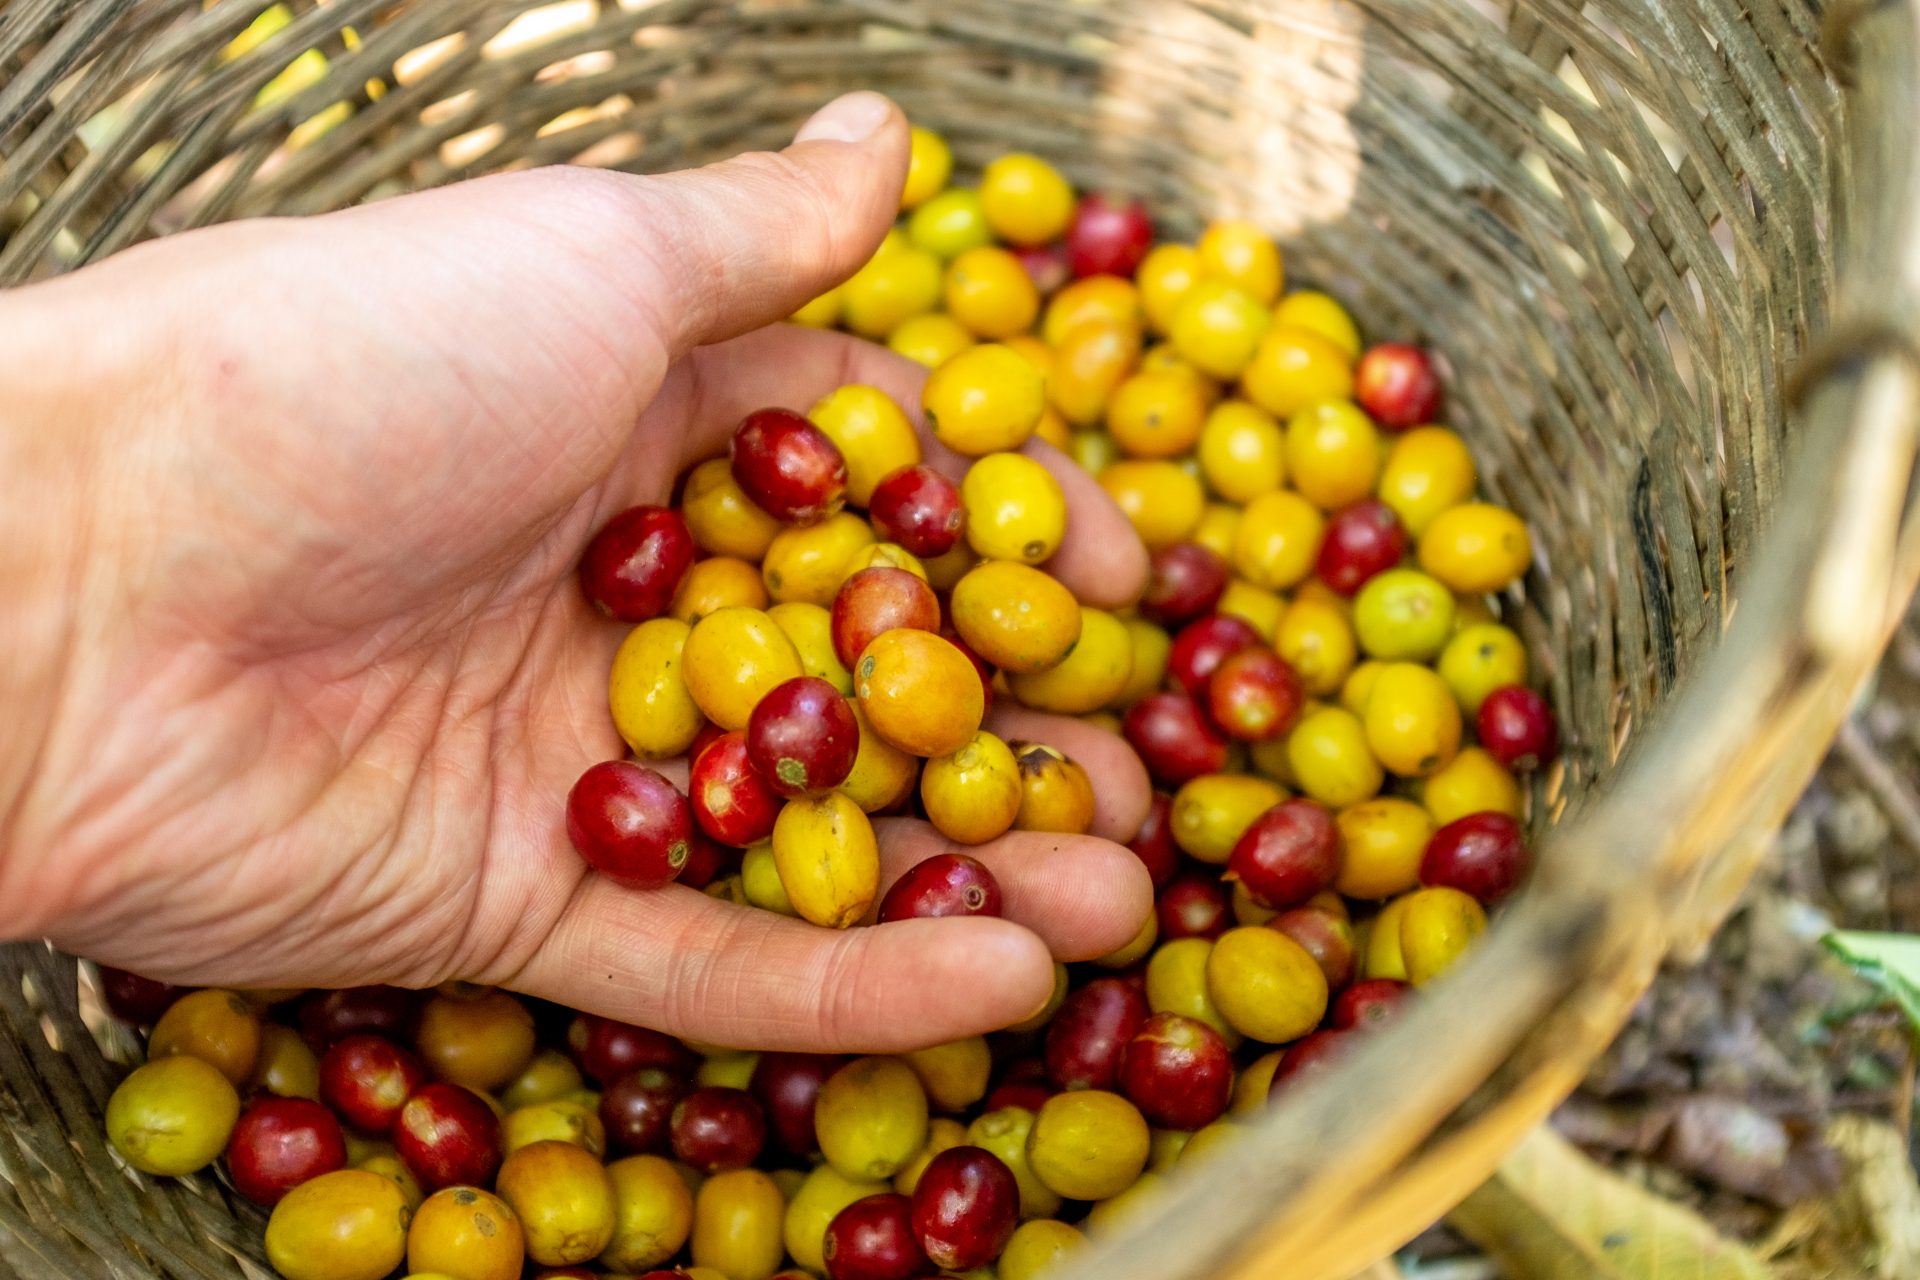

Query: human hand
<box><xmin>0</xmin><ymin>92</ymin><xmax>1152</xmax><ymax>1051</ymax></box>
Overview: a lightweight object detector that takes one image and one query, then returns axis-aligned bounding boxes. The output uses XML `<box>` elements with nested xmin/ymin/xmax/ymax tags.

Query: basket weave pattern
<box><xmin>4</xmin><ymin>2</ymin><xmax>1919</xmax><ymax>1278</ymax></box>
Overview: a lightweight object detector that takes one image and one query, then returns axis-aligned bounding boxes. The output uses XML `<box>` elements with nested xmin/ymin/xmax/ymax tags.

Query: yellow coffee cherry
<box><xmin>1197</xmin><ymin>219</ymin><xmax>1283</xmax><ymax>303</ymax></box>
<box><xmin>1241</xmin><ymin>324</ymin><xmax>1354</xmax><ymax>417</ymax></box>
<box><xmin>1286</xmin><ymin>401</ymin><xmax>1381</xmax><ymax>510</ymax></box>
<box><xmin>1286</xmin><ymin>705</ymin><xmax>1384</xmax><ymax>808</ymax></box>
<box><xmin>1118</xmin><ymin>617</ymin><xmax>1173</xmax><ymax>706</ymax></box>
<box><xmin>1192</xmin><ymin>503</ymin><xmax>1241</xmax><ymax>560</ymax></box>
<box><xmin>1418</xmin><ymin>502</ymin><xmax>1532</xmax><ymax>594</ymax></box>
<box><xmin>1335</xmin><ymin>798</ymin><xmax>1434</xmax><ymax>899</ymax></box>
<box><xmin>841</xmin><ymin>243</ymin><xmax>943</xmax><ymax>338</ymax></box>
<box><xmin>1398</xmin><ymin>886</ymin><xmax>1488</xmax><ymax>985</ymax></box>
<box><xmin>843</xmin><ymin>542</ymin><xmax>929</xmax><ymax>583</ymax></box>
<box><xmin>900</xmin><ymin>125</ymin><xmax>953</xmax><ymax>209</ymax></box>
<box><xmin>1378</xmin><ymin>426</ymin><xmax>1477</xmax><ymax>536</ymax></box>
<box><xmin>682</xmin><ymin>607</ymin><xmax>804</xmax><ymax>731</ymax></box>
<box><xmin>1170</xmin><ymin>774</ymin><xmax>1287</xmax><ymax>864</ymax></box>
<box><xmin>923</xmin><ymin>344</ymin><xmax>1046</xmax><ymax>456</ymax></box>
<box><xmin>1106</xmin><ymin>369</ymin><xmax>1211</xmax><ymax>458</ymax></box>
<box><xmin>979</xmin><ymin>152</ymin><xmax>1076</xmax><ymax>245</ymax></box>
<box><xmin>1274</xmin><ymin>595</ymin><xmax>1358</xmax><ymax>697</ymax></box>
<box><xmin>1043</xmin><ymin>276</ymin><xmax>1145</xmax><ymax>345</ymax></box>
<box><xmin>1437</xmin><ymin>623</ymin><xmax>1529</xmax><ymax>713</ymax></box>
<box><xmin>682</xmin><ymin>458</ymin><xmax>782</xmax><ymax>561</ymax></box>
<box><xmin>1422</xmin><ymin>746</ymin><xmax>1524</xmax><ymax>825</ymax></box>
<box><xmin>671</xmin><ymin>556</ymin><xmax>769</xmax><ymax>624</ymax></box>
<box><xmin>769</xmin><ymin>600</ymin><xmax>853</xmax><ymax>694</ymax></box>
<box><xmin>1137</xmin><ymin>243</ymin><xmax>1204</xmax><ymax>334</ymax></box>
<box><xmin>1273</xmin><ymin>290</ymin><xmax>1361</xmax><ymax>359</ymax></box>
<box><xmin>1049</xmin><ymin>319</ymin><xmax>1143</xmax><ymax>426</ymax></box>
<box><xmin>609</xmin><ymin>618</ymin><xmax>703</xmax><ymax>758</ymax></box>
<box><xmin>762</xmin><ymin>513</ymin><xmax>875</xmax><ymax>606</ymax></box>
<box><xmin>791</xmin><ymin>286</ymin><xmax>842</xmax><ymax>328</ymax></box>
<box><xmin>1362</xmin><ymin>663</ymin><xmax>1462</xmax><ymax>777</ymax></box>
<box><xmin>809</xmin><ymin>384</ymin><xmax>921</xmax><ymax>505</ymax></box>
<box><xmin>1233</xmin><ymin>490</ymin><xmax>1325</xmax><ymax>590</ymax></box>
<box><xmin>1341</xmin><ymin>659</ymin><xmax>1387</xmax><ymax>716</ymax></box>
<box><xmin>1352</xmin><ymin>568</ymin><xmax>1455</xmax><ymax>661</ymax></box>
<box><xmin>1168</xmin><ymin>280</ymin><xmax>1272</xmax><ymax>379</ymax></box>
<box><xmin>961</xmin><ymin>452</ymin><xmax>1068</xmax><ymax>564</ymax></box>
<box><xmin>890</xmin><ymin>313</ymin><xmax>977</xmax><ymax>368</ymax></box>
<box><xmin>1197</xmin><ymin>400</ymin><xmax>1286</xmax><ymax>502</ymax></box>
<box><xmin>1099</xmin><ymin>460</ymin><xmax>1206</xmax><ymax>549</ymax></box>
<box><xmin>1206</xmin><ymin>927</ymin><xmax>1327</xmax><ymax>1043</ymax></box>
<box><xmin>945</xmin><ymin>246</ymin><xmax>1042</xmax><ymax>339</ymax></box>
<box><xmin>1008</xmin><ymin>608</ymin><xmax>1134</xmax><ymax>713</ymax></box>
<box><xmin>1217</xmin><ymin>579</ymin><xmax>1285</xmax><ymax>642</ymax></box>
<box><xmin>907</xmin><ymin>187</ymin><xmax>994</xmax><ymax>258</ymax></box>
<box><xmin>1362</xmin><ymin>895</ymin><xmax>1411</xmax><ymax>981</ymax></box>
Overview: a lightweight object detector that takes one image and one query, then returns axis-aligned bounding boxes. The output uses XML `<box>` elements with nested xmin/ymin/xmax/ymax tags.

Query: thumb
<box><xmin>611</xmin><ymin>90</ymin><xmax>908</xmax><ymax>354</ymax></box>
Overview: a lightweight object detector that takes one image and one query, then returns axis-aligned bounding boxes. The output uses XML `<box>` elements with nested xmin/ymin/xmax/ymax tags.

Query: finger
<box><xmin>650</xmin><ymin>323</ymin><xmax>1149</xmax><ymax>609</ymax></box>
<box><xmin>871</xmin><ymin>819</ymin><xmax>1153</xmax><ymax>961</ymax></box>
<box><xmin>986</xmin><ymin>706</ymin><xmax>1154</xmax><ymax>842</ymax></box>
<box><xmin>505</xmin><ymin>879</ymin><xmax>1055</xmax><ymax>1051</ymax></box>
<box><xmin>622</xmin><ymin>92</ymin><xmax>910</xmax><ymax>355</ymax></box>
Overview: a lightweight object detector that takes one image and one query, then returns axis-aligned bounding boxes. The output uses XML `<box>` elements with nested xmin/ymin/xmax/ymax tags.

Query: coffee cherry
<box><xmin>1127</xmin><ymin>792</ymin><xmax>1182</xmax><ymax>890</ymax></box>
<box><xmin>690</xmin><ymin>731</ymin><xmax>782</xmax><ymax>846</ymax></box>
<box><xmin>1118</xmin><ymin>1013</ymin><xmax>1232</xmax><ymax>1130</ymax></box>
<box><xmin>878</xmin><ymin>854</ymin><xmax>1004</xmax><ymax>922</ymax></box>
<box><xmin>318</xmin><ymin>1035</ymin><xmax>427</xmax><ymax>1134</ymax></box>
<box><xmin>1316</xmin><ymin>500</ymin><xmax>1407</xmax><ymax>596</ymax></box>
<box><xmin>731</xmin><ymin>408</ymin><xmax>849</xmax><ymax>524</ymax></box>
<box><xmin>1067</xmin><ymin>193</ymin><xmax>1154</xmax><ymax>279</ymax></box>
<box><xmin>1419</xmin><ymin>811</ymin><xmax>1530</xmax><ymax>903</ymax></box>
<box><xmin>1167</xmin><ymin>614</ymin><xmax>1262</xmax><ymax>695</ymax></box>
<box><xmin>1331</xmin><ymin>978</ymin><xmax>1409</xmax><ymax>1030</ymax></box>
<box><xmin>1044</xmin><ymin>978</ymin><xmax>1148</xmax><ymax>1092</ymax></box>
<box><xmin>909</xmin><ymin>1146</ymin><xmax>1019</xmax><ymax>1271</ymax></box>
<box><xmin>832</xmin><ymin>567</ymin><xmax>941</xmax><ymax>671</ymax></box>
<box><xmin>1354</xmin><ymin>343</ymin><xmax>1442</xmax><ymax>429</ymax></box>
<box><xmin>746</xmin><ymin>676</ymin><xmax>860</xmax><ymax>797</ymax></box>
<box><xmin>566</xmin><ymin>761</ymin><xmax>692</xmax><ymax>888</ymax></box>
<box><xmin>600</xmin><ymin>1067</ymin><xmax>689</xmax><ymax>1155</ymax></box>
<box><xmin>1156</xmin><ymin>870</ymin><xmax>1231</xmax><ymax>941</ymax></box>
<box><xmin>570</xmin><ymin>1015</ymin><xmax>696</xmax><ymax>1084</ymax></box>
<box><xmin>1207</xmin><ymin>647</ymin><xmax>1305</xmax><ymax>742</ymax></box>
<box><xmin>580</xmin><ymin>505</ymin><xmax>695</xmax><ymax>621</ymax></box>
<box><xmin>1141</xmin><ymin>543</ymin><xmax>1229</xmax><ymax>626</ymax></box>
<box><xmin>868</xmin><ymin>465</ymin><xmax>965</xmax><ymax>557</ymax></box>
<box><xmin>227</xmin><ymin>1097</ymin><xmax>347</xmax><ymax>1206</ymax></box>
<box><xmin>750</xmin><ymin>1052</ymin><xmax>841</xmax><ymax>1156</ymax></box>
<box><xmin>1124</xmin><ymin>692</ymin><xmax>1231</xmax><ymax>786</ymax></box>
<box><xmin>99</xmin><ymin>966</ymin><xmax>189</xmax><ymax>1025</ymax></box>
<box><xmin>1477</xmin><ymin>685</ymin><xmax>1558</xmax><ymax>771</ymax></box>
<box><xmin>670</xmin><ymin>1086</ymin><xmax>767</xmax><ymax>1173</ymax></box>
<box><xmin>824</xmin><ymin>1193</ymin><xmax>929</xmax><ymax>1280</ymax></box>
<box><xmin>394</xmin><ymin>1082</ymin><xmax>502</xmax><ymax>1192</ymax></box>
<box><xmin>1227</xmin><ymin>799</ymin><xmax>1340</xmax><ymax>909</ymax></box>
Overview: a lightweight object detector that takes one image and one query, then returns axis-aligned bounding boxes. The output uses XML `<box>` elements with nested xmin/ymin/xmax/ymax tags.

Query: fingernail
<box><xmin>795</xmin><ymin>91</ymin><xmax>894</xmax><ymax>145</ymax></box>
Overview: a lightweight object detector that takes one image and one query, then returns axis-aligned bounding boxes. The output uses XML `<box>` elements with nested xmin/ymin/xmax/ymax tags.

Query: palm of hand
<box><xmin>7</xmin><ymin>123</ymin><xmax>1152</xmax><ymax>1050</ymax></box>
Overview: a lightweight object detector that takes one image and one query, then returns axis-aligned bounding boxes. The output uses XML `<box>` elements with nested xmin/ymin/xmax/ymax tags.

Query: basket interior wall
<box><xmin>0</xmin><ymin>0</ymin><xmax>1844</xmax><ymax>1277</ymax></box>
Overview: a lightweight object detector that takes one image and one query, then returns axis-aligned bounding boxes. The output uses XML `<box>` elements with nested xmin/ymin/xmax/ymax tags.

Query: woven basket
<box><xmin>5</xmin><ymin>1</ymin><xmax>1920</xmax><ymax>1278</ymax></box>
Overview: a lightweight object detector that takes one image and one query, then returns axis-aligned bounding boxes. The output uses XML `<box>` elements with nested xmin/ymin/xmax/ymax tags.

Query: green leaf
<box><xmin>1821</xmin><ymin>931</ymin><xmax>1920</xmax><ymax>1034</ymax></box>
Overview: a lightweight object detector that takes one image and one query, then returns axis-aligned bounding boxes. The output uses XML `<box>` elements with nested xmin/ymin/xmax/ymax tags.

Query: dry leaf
<box><xmin>1761</xmin><ymin>1115</ymin><xmax>1920</xmax><ymax>1280</ymax></box>
<box><xmin>1448</xmin><ymin>1125</ymin><xmax>1773</xmax><ymax>1279</ymax></box>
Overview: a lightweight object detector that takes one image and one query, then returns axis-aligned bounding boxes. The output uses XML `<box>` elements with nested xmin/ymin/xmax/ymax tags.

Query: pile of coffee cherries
<box><xmin>94</xmin><ymin>124</ymin><xmax>1556</xmax><ymax>1280</ymax></box>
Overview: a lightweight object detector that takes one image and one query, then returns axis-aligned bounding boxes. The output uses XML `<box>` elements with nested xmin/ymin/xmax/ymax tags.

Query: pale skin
<box><xmin>0</xmin><ymin>92</ymin><xmax>1155</xmax><ymax>1051</ymax></box>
